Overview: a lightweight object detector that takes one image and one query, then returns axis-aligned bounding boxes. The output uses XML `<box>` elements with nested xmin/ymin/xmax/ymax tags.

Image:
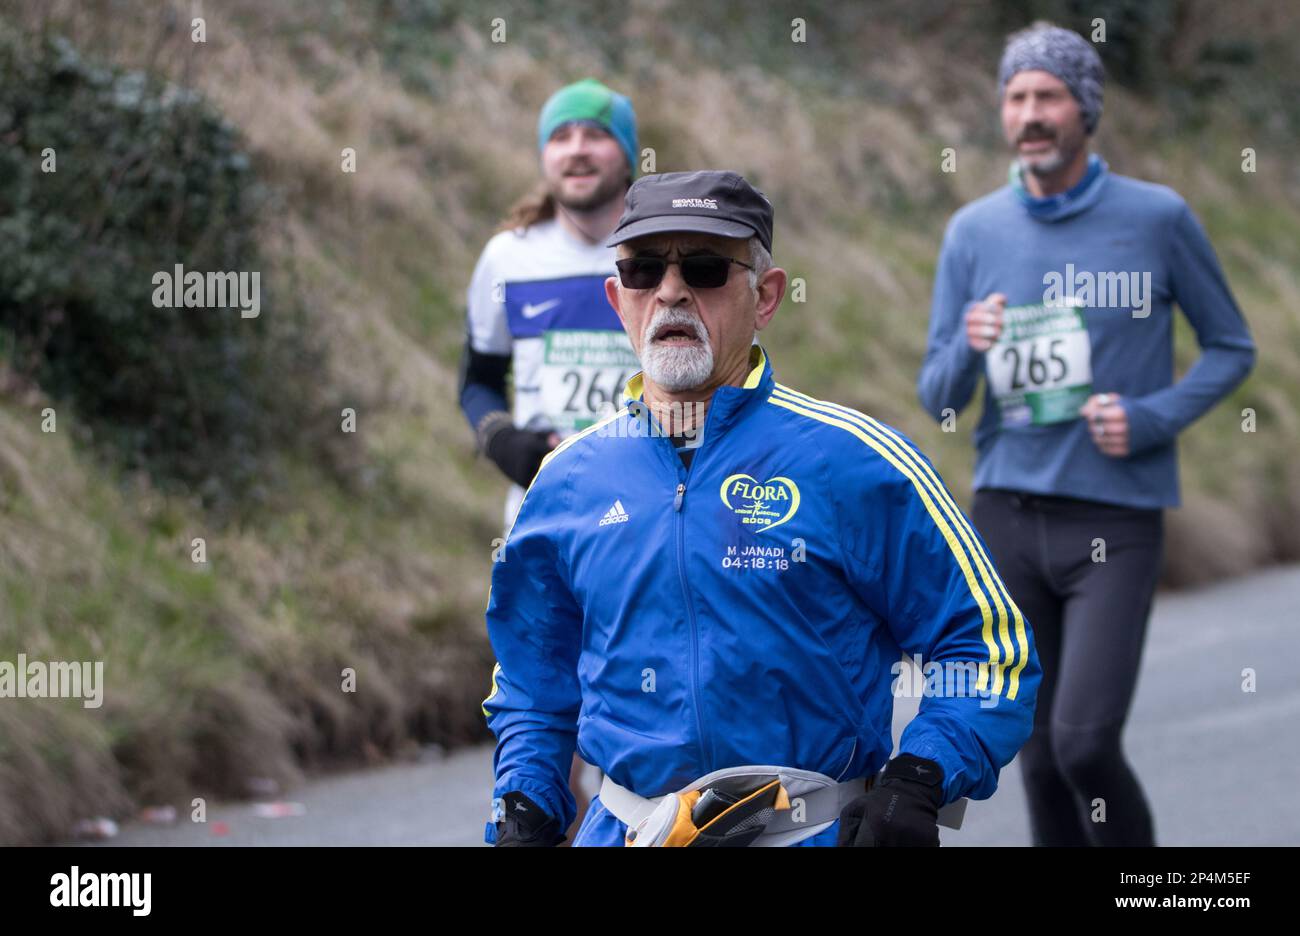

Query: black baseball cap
<box><xmin>604</xmin><ymin>170</ymin><xmax>773</xmax><ymax>254</ymax></box>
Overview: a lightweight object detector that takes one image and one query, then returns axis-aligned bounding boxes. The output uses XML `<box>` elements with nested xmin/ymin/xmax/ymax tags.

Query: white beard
<box><xmin>639</xmin><ymin>306</ymin><xmax>714</xmax><ymax>392</ymax></box>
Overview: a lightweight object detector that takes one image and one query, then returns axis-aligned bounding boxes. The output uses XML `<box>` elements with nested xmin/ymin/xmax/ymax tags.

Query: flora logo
<box><xmin>720</xmin><ymin>473</ymin><xmax>800</xmax><ymax>533</ymax></box>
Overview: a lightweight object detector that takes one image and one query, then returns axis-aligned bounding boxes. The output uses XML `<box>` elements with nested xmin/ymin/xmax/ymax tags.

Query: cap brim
<box><xmin>605</xmin><ymin>216</ymin><xmax>757</xmax><ymax>248</ymax></box>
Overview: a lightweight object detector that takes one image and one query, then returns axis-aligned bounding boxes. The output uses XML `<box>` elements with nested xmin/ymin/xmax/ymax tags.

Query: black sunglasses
<box><xmin>615</xmin><ymin>254</ymin><xmax>754</xmax><ymax>290</ymax></box>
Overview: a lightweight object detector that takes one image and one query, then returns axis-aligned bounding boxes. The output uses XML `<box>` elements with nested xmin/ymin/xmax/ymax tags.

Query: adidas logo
<box><xmin>598</xmin><ymin>500</ymin><xmax>630</xmax><ymax>527</ymax></box>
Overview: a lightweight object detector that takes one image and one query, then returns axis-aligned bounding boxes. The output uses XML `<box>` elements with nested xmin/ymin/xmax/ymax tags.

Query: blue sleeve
<box><xmin>461</xmin><ymin>381</ymin><xmax>509</xmax><ymax>431</ymax></box>
<box><xmin>481</xmin><ymin>466</ymin><xmax>582</xmax><ymax>842</ymax></box>
<box><xmin>459</xmin><ymin>339</ymin><xmax>510</xmax><ymax>433</ymax></box>
<box><xmin>839</xmin><ymin>428</ymin><xmax>1041</xmax><ymax>804</ymax></box>
<box><xmin>1122</xmin><ymin>202</ymin><xmax>1256</xmax><ymax>454</ymax></box>
<box><xmin>917</xmin><ymin>219</ymin><xmax>986</xmax><ymax>422</ymax></box>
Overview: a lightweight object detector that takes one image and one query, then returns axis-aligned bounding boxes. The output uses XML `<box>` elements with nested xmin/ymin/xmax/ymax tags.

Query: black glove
<box><xmin>837</xmin><ymin>754</ymin><xmax>945</xmax><ymax>847</ymax></box>
<box><xmin>478</xmin><ymin>412</ymin><xmax>554</xmax><ymax>488</ymax></box>
<box><xmin>494</xmin><ymin>791</ymin><xmax>565</xmax><ymax>847</ymax></box>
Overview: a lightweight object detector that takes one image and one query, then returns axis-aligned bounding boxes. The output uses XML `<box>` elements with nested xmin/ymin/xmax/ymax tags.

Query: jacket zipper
<box><xmin>665</xmin><ymin>391</ymin><xmax>718</xmax><ymax>776</ymax></box>
<box><xmin>674</xmin><ymin>477</ymin><xmax>711</xmax><ymax>773</ymax></box>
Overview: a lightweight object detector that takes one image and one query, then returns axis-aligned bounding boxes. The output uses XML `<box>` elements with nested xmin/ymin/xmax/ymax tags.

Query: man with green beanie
<box><xmin>460</xmin><ymin>78</ymin><xmax>640</xmax><ymax>530</ymax></box>
<box><xmin>459</xmin><ymin>78</ymin><xmax>639</xmax><ymax>837</ymax></box>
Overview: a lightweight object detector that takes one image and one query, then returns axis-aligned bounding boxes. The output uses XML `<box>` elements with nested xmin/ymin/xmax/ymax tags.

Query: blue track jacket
<box><xmin>483</xmin><ymin>346</ymin><xmax>1040</xmax><ymax>844</ymax></box>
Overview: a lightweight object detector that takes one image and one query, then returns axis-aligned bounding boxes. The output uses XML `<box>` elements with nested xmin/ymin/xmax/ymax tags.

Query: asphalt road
<box><xmin>88</xmin><ymin>564</ymin><xmax>1300</xmax><ymax>846</ymax></box>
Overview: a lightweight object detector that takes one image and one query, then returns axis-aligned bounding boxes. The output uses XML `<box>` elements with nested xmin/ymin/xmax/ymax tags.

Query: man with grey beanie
<box><xmin>918</xmin><ymin>23</ymin><xmax>1255</xmax><ymax>846</ymax></box>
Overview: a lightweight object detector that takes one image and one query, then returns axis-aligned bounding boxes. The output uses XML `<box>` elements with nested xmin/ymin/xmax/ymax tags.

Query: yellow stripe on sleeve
<box><xmin>769</xmin><ymin>386</ymin><xmax>1026</xmax><ymax>700</ymax></box>
<box><xmin>482</xmin><ymin>662</ymin><xmax>502</xmax><ymax>717</ymax></box>
<box><xmin>772</xmin><ymin>385</ymin><xmax>1029</xmax><ymax>698</ymax></box>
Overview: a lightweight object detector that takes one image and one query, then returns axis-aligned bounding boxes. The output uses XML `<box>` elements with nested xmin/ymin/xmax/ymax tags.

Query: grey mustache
<box><xmin>648</xmin><ymin>310</ymin><xmax>705</xmax><ymax>341</ymax></box>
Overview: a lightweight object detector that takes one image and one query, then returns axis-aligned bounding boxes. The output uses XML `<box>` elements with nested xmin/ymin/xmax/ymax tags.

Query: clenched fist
<box><xmin>965</xmin><ymin>293</ymin><xmax>1007</xmax><ymax>352</ymax></box>
<box><xmin>1079</xmin><ymin>393</ymin><xmax>1130</xmax><ymax>457</ymax></box>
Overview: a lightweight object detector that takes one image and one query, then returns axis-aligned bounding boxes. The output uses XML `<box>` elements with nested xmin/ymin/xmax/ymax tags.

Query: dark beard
<box><xmin>554</xmin><ymin>171</ymin><xmax>627</xmax><ymax>212</ymax></box>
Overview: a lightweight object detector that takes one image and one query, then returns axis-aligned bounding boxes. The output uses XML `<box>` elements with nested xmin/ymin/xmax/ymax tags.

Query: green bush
<box><xmin>0</xmin><ymin>33</ymin><xmax>326</xmax><ymax>508</ymax></box>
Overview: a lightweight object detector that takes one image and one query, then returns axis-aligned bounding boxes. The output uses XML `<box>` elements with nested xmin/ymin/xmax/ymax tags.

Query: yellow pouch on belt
<box><xmin>625</xmin><ymin>775</ymin><xmax>790</xmax><ymax>847</ymax></box>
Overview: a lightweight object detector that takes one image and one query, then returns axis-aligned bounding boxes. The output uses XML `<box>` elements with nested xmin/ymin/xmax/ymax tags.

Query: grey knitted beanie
<box><xmin>998</xmin><ymin>24</ymin><xmax>1105</xmax><ymax>134</ymax></box>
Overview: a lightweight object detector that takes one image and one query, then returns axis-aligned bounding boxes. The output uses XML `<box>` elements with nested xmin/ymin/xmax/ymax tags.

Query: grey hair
<box><xmin>746</xmin><ymin>236</ymin><xmax>772</xmax><ymax>293</ymax></box>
